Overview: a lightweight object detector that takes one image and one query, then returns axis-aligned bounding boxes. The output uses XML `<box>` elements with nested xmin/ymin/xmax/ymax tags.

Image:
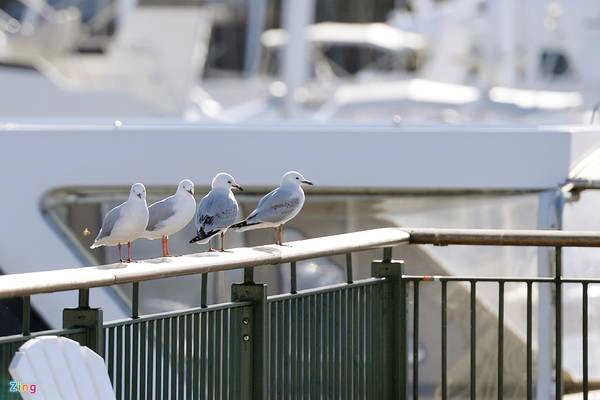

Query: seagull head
<box><xmin>281</xmin><ymin>171</ymin><xmax>313</xmax><ymax>187</ymax></box>
<box><xmin>212</xmin><ymin>172</ymin><xmax>243</xmax><ymax>191</ymax></box>
<box><xmin>178</xmin><ymin>179</ymin><xmax>194</xmax><ymax>195</ymax></box>
<box><xmin>130</xmin><ymin>183</ymin><xmax>146</xmax><ymax>200</ymax></box>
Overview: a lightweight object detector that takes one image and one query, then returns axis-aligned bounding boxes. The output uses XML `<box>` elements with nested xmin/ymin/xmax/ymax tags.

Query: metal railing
<box><xmin>0</xmin><ymin>227</ymin><xmax>599</xmax><ymax>399</ymax></box>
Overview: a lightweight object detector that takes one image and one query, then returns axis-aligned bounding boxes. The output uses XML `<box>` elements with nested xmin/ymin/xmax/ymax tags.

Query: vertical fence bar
<box><xmin>303</xmin><ymin>296</ymin><xmax>310</xmax><ymax>399</ymax></box>
<box><xmin>290</xmin><ymin>261</ymin><xmax>297</xmax><ymax>294</ymax></box>
<box><xmin>323</xmin><ymin>292</ymin><xmax>330</xmax><ymax>399</ymax></box>
<box><xmin>108</xmin><ymin>327</ymin><xmax>115</xmax><ymax>385</ymax></box>
<box><xmin>527</xmin><ymin>282</ymin><xmax>533</xmax><ymax>400</ymax></box>
<box><xmin>208</xmin><ymin>312</ymin><xmax>215</xmax><ymax>399</ymax></box>
<box><xmin>555</xmin><ymin>247</ymin><xmax>562</xmax><ymax>400</ymax></box>
<box><xmin>192</xmin><ymin>313</ymin><xmax>200</xmax><ymax>399</ymax></box>
<box><xmin>346</xmin><ymin>253</ymin><xmax>353</xmax><ymax>283</ymax></box>
<box><xmin>171</xmin><ymin>317</ymin><xmax>178</xmax><ymax>399</ymax></box>
<box><xmin>21</xmin><ymin>296</ymin><xmax>30</xmax><ymax>336</ymax></box>
<box><xmin>200</xmin><ymin>311</ymin><xmax>208</xmax><ymax>399</ymax></box>
<box><xmin>140</xmin><ymin>321</ymin><xmax>147</xmax><ymax>400</ymax></box>
<box><xmin>223</xmin><ymin>308</ymin><xmax>230</xmax><ymax>400</ymax></box>
<box><xmin>441</xmin><ymin>280</ymin><xmax>447</xmax><ymax>400</ymax></box>
<box><xmin>284</xmin><ymin>300</ymin><xmax>291</xmax><ymax>396</ymax></box>
<box><xmin>147</xmin><ymin>319</ymin><xmax>155</xmax><ymax>400</ymax></box>
<box><xmin>116</xmin><ymin>325</ymin><xmax>123</xmax><ymax>399</ymax></box>
<box><xmin>283</xmin><ymin>300</ymin><xmax>290</xmax><ymax>399</ymax></box>
<box><xmin>470</xmin><ymin>281</ymin><xmax>476</xmax><ymax>400</ymax></box>
<box><xmin>350</xmin><ymin>287</ymin><xmax>363</xmax><ymax>399</ymax></box>
<box><xmin>413</xmin><ymin>281</ymin><xmax>419</xmax><ymax>400</ymax></box>
<box><xmin>163</xmin><ymin>318</ymin><xmax>170</xmax><ymax>400</ymax></box>
<box><xmin>372</xmin><ymin>255</ymin><xmax>406</xmax><ymax>400</ymax></box>
<box><xmin>215</xmin><ymin>311</ymin><xmax>222</xmax><ymax>400</ymax></box>
<box><xmin>498</xmin><ymin>282</ymin><xmax>504</xmax><ymax>400</ymax></box>
<box><xmin>291</xmin><ymin>297</ymin><xmax>298</xmax><ymax>400</ymax></box>
<box><xmin>124</xmin><ymin>324</ymin><xmax>131</xmax><ymax>400</ymax></box>
<box><xmin>132</xmin><ymin>282</ymin><xmax>139</xmax><ymax>319</ymax></box>
<box><xmin>201</xmin><ymin>274</ymin><xmax>208</xmax><ymax>308</ymax></box>
<box><xmin>270</xmin><ymin>303</ymin><xmax>277</xmax><ymax>400</ymax></box>
<box><xmin>79</xmin><ymin>288</ymin><xmax>89</xmax><ymax>308</ymax></box>
<box><xmin>244</xmin><ymin>268</ymin><xmax>254</xmax><ymax>283</ymax></box>
<box><xmin>341</xmin><ymin>290</ymin><xmax>348</xmax><ymax>400</ymax></box>
<box><xmin>185</xmin><ymin>314</ymin><xmax>192</xmax><ymax>400</ymax></box>
<box><xmin>583</xmin><ymin>282</ymin><xmax>589</xmax><ymax>400</ymax></box>
<box><xmin>156</xmin><ymin>319</ymin><xmax>163</xmax><ymax>400</ymax></box>
<box><xmin>178</xmin><ymin>315</ymin><xmax>185</xmax><ymax>398</ymax></box>
<box><xmin>132</xmin><ymin>322</ymin><xmax>139</xmax><ymax>399</ymax></box>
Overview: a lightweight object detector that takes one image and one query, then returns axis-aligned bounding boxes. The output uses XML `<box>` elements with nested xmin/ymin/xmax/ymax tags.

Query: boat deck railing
<box><xmin>1</xmin><ymin>227</ymin><xmax>599</xmax><ymax>399</ymax></box>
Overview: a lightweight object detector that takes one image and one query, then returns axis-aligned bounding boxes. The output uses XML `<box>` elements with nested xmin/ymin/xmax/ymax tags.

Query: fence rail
<box><xmin>1</xmin><ymin>228</ymin><xmax>599</xmax><ymax>399</ymax></box>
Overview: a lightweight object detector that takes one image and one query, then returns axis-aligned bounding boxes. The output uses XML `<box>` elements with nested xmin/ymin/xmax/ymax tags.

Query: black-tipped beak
<box><xmin>301</xmin><ymin>180</ymin><xmax>313</xmax><ymax>186</ymax></box>
<box><xmin>233</xmin><ymin>184</ymin><xmax>244</xmax><ymax>191</ymax></box>
<box><xmin>137</xmin><ymin>193</ymin><xmax>142</xmax><ymax>198</ymax></box>
<box><xmin>187</xmin><ymin>189</ymin><xmax>194</xmax><ymax>195</ymax></box>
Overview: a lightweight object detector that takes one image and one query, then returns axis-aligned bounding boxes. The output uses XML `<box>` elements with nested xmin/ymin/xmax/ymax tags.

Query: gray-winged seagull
<box><xmin>231</xmin><ymin>171</ymin><xmax>312</xmax><ymax>245</ymax></box>
<box><xmin>143</xmin><ymin>179</ymin><xmax>196</xmax><ymax>256</ymax></box>
<box><xmin>90</xmin><ymin>183</ymin><xmax>149</xmax><ymax>262</ymax></box>
<box><xmin>189</xmin><ymin>172</ymin><xmax>243</xmax><ymax>251</ymax></box>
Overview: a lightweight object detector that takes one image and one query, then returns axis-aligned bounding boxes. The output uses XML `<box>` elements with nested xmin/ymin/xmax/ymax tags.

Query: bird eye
<box><xmin>228</xmin><ymin>181</ymin><xmax>232</xmax><ymax>184</ymax></box>
<box><xmin>296</xmin><ymin>177</ymin><xmax>299</xmax><ymax>180</ymax></box>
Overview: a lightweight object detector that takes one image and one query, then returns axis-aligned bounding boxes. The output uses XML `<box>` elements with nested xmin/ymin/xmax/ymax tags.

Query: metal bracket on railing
<box><xmin>231</xmin><ymin>283</ymin><xmax>268</xmax><ymax>400</ymax></box>
<box><xmin>63</xmin><ymin>288</ymin><xmax>104</xmax><ymax>355</ymax></box>
<box><xmin>372</xmin><ymin>259</ymin><xmax>407</xmax><ymax>400</ymax></box>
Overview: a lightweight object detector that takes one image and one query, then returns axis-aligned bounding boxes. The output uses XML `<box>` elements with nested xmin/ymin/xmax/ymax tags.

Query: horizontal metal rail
<box><xmin>4</xmin><ymin>227</ymin><xmax>600</xmax><ymax>299</ymax></box>
<box><xmin>0</xmin><ymin>228</ymin><xmax>408</xmax><ymax>299</ymax></box>
<box><xmin>405</xmin><ymin>227</ymin><xmax>600</xmax><ymax>247</ymax></box>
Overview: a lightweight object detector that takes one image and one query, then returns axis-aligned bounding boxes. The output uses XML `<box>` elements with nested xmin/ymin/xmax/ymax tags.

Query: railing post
<box><xmin>63</xmin><ymin>288</ymin><xmax>104</xmax><ymax>355</ymax></box>
<box><xmin>231</xmin><ymin>281</ymin><xmax>268</xmax><ymax>400</ymax></box>
<box><xmin>372</xmin><ymin>256</ymin><xmax>407</xmax><ymax>400</ymax></box>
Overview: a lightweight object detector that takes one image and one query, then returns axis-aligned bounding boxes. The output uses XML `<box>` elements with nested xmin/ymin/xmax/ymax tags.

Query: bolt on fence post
<box><xmin>232</xmin><ymin>280</ymin><xmax>268</xmax><ymax>400</ymax></box>
<box><xmin>63</xmin><ymin>288</ymin><xmax>104</xmax><ymax>355</ymax></box>
<box><xmin>372</xmin><ymin>258</ymin><xmax>407</xmax><ymax>400</ymax></box>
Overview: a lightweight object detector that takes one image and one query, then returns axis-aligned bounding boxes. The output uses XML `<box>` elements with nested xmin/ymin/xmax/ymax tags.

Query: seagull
<box><xmin>142</xmin><ymin>179</ymin><xmax>196</xmax><ymax>257</ymax></box>
<box><xmin>231</xmin><ymin>171</ymin><xmax>313</xmax><ymax>245</ymax></box>
<box><xmin>189</xmin><ymin>173</ymin><xmax>243</xmax><ymax>251</ymax></box>
<box><xmin>90</xmin><ymin>183</ymin><xmax>149</xmax><ymax>262</ymax></box>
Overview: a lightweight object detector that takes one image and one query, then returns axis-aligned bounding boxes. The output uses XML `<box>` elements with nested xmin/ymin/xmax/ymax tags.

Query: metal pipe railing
<box><xmin>0</xmin><ymin>228</ymin><xmax>409</xmax><ymax>299</ymax></box>
<box><xmin>405</xmin><ymin>228</ymin><xmax>600</xmax><ymax>247</ymax></box>
<box><xmin>5</xmin><ymin>227</ymin><xmax>600</xmax><ymax>299</ymax></box>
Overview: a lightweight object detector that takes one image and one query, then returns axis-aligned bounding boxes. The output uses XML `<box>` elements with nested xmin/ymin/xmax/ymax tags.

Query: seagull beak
<box><xmin>187</xmin><ymin>189</ymin><xmax>194</xmax><ymax>195</ymax></box>
<box><xmin>301</xmin><ymin>180</ymin><xmax>313</xmax><ymax>186</ymax></box>
<box><xmin>137</xmin><ymin>193</ymin><xmax>142</xmax><ymax>198</ymax></box>
<box><xmin>232</xmin><ymin>184</ymin><xmax>244</xmax><ymax>191</ymax></box>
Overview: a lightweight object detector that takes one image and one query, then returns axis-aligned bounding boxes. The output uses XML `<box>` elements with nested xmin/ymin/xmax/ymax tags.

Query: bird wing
<box><xmin>146</xmin><ymin>196</ymin><xmax>177</xmax><ymax>232</ymax></box>
<box><xmin>247</xmin><ymin>187</ymin><xmax>302</xmax><ymax>224</ymax></box>
<box><xmin>195</xmin><ymin>191</ymin><xmax>239</xmax><ymax>236</ymax></box>
<box><xmin>95</xmin><ymin>204</ymin><xmax>123</xmax><ymax>241</ymax></box>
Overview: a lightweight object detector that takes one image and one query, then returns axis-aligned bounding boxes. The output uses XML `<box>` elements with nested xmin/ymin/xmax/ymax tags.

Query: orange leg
<box><xmin>127</xmin><ymin>241</ymin><xmax>133</xmax><ymax>262</ymax></box>
<box><xmin>162</xmin><ymin>235</ymin><xmax>171</xmax><ymax>257</ymax></box>
<box><xmin>275</xmin><ymin>226</ymin><xmax>282</xmax><ymax>245</ymax></box>
<box><xmin>117</xmin><ymin>243</ymin><xmax>123</xmax><ymax>262</ymax></box>
<box><xmin>220</xmin><ymin>232</ymin><xmax>225</xmax><ymax>252</ymax></box>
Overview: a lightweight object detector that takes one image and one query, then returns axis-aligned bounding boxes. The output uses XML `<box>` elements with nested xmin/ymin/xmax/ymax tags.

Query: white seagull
<box><xmin>231</xmin><ymin>171</ymin><xmax>313</xmax><ymax>245</ymax></box>
<box><xmin>143</xmin><ymin>179</ymin><xmax>196</xmax><ymax>257</ymax></box>
<box><xmin>90</xmin><ymin>183</ymin><xmax>149</xmax><ymax>262</ymax></box>
<box><xmin>189</xmin><ymin>173</ymin><xmax>243</xmax><ymax>251</ymax></box>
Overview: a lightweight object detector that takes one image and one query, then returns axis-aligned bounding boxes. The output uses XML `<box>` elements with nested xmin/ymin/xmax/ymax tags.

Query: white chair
<box><xmin>9</xmin><ymin>336</ymin><xmax>115</xmax><ymax>400</ymax></box>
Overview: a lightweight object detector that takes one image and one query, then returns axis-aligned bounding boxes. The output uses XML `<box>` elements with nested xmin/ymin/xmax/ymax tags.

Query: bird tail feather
<box><xmin>189</xmin><ymin>229</ymin><xmax>219</xmax><ymax>244</ymax></box>
<box><xmin>230</xmin><ymin>220</ymin><xmax>262</xmax><ymax>232</ymax></box>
